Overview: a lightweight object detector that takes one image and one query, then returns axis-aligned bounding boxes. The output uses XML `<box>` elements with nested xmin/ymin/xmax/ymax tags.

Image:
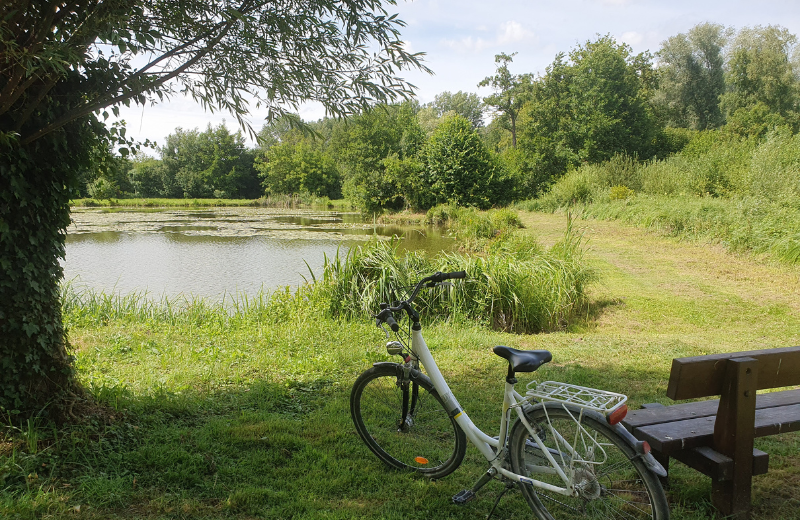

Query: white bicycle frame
<box><xmin>409</xmin><ymin>327</ymin><xmax>612</xmax><ymax>497</ymax></box>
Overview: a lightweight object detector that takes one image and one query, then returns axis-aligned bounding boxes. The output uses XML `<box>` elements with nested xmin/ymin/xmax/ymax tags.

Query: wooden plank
<box><xmin>622</xmin><ymin>389</ymin><xmax>800</xmax><ymax>432</ymax></box>
<box><xmin>671</xmin><ymin>447</ymin><xmax>769</xmax><ymax>482</ymax></box>
<box><xmin>623</xmin><ymin>400</ymin><xmax>719</xmax><ymax>431</ymax></box>
<box><xmin>753</xmin><ymin>448</ymin><xmax>770</xmax><ymax>476</ymax></box>
<box><xmin>632</xmin><ymin>403</ymin><xmax>800</xmax><ymax>454</ymax></box>
<box><xmin>667</xmin><ymin>346</ymin><xmax>800</xmax><ymax>400</ymax></box>
<box><xmin>712</xmin><ymin>357</ymin><xmax>758</xmax><ymax>518</ymax></box>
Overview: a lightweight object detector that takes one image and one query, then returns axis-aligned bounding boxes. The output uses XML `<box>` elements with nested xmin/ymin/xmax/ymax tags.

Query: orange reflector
<box><xmin>414</xmin><ymin>456</ymin><xmax>429</xmax><ymax>465</ymax></box>
<box><xmin>642</xmin><ymin>441</ymin><xmax>651</xmax><ymax>454</ymax></box>
<box><xmin>607</xmin><ymin>404</ymin><xmax>628</xmax><ymax>425</ymax></box>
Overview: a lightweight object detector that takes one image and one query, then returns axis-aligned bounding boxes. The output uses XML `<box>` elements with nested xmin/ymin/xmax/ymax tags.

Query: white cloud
<box><xmin>498</xmin><ymin>21</ymin><xmax>537</xmax><ymax>46</ymax></box>
<box><xmin>621</xmin><ymin>31</ymin><xmax>645</xmax><ymax>46</ymax></box>
<box><xmin>442</xmin><ymin>20</ymin><xmax>537</xmax><ymax>53</ymax></box>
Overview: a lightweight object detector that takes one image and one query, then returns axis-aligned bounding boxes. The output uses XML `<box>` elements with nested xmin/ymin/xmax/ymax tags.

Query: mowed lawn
<box><xmin>2</xmin><ymin>211</ymin><xmax>799</xmax><ymax>519</ymax></box>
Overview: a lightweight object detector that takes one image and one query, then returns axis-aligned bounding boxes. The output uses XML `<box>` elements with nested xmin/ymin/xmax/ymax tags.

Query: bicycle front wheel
<box><xmin>509</xmin><ymin>403</ymin><xmax>669</xmax><ymax>520</ymax></box>
<box><xmin>350</xmin><ymin>364</ymin><xmax>466</xmax><ymax>479</ymax></box>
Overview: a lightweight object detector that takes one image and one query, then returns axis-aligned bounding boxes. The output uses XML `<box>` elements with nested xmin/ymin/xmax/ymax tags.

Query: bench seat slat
<box><xmin>622</xmin><ymin>388</ymin><xmax>800</xmax><ymax>431</ymax></box>
<box><xmin>632</xmin><ymin>403</ymin><xmax>800</xmax><ymax>454</ymax></box>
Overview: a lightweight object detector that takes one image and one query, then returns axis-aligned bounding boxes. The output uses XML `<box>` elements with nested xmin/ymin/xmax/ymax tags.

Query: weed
<box><xmin>520</xmin><ymin>129</ymin><xmax>800</xmax><ymax>264</ymax></box>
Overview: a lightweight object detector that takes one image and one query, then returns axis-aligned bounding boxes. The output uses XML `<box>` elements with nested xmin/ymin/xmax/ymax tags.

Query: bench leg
<box><xmin>711</xmin><ymin>357</ymin><xmax>758</xmax><ymax>519</ymax></box>
<box><xmin>712</xmin><ymin>479</ymin><xmax>752</xmax><ymax>519</ymax></box>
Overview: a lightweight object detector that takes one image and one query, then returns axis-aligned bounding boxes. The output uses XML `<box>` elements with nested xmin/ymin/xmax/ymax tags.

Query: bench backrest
<box><xmin>667</xmin><ymin>346</ymin><xmax>800</xmax><ymax>401</ymax></box>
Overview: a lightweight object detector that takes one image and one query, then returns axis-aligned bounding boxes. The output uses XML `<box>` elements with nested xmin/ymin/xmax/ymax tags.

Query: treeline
<box><xmin>83</xmin><ymin>23</ymin><xmax>800</xmax><ymax>213</ymax></box>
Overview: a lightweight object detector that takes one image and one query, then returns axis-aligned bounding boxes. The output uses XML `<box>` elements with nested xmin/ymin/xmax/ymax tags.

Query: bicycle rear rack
<box><xmin>524</xmin><ymin>380</ymin><xmax>628</xmax><ymax>414</ymax></box>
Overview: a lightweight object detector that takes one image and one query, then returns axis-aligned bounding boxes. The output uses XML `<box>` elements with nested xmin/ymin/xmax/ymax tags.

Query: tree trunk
<box><xmin>0</xmin><ymin>141</ymin><xmax>78</xmax><ymax>419</ymax></box>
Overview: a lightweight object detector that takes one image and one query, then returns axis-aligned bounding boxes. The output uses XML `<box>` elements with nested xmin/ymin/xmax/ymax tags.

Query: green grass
<box><xmin>2</xmin><ymin>211</ymin><xmax>800</xmax><ymax>519</ymax></box>
<box><xmin>519</xmin><ymin>128</ymin><xmax>800</xmax><ymax>264</ymax></box>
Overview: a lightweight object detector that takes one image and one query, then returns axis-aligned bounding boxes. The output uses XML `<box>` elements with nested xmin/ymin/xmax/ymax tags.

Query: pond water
<box><xmin>63</xmin><ymin>208</ymin><xmax>453</xmax><ymax>299</ymax></box>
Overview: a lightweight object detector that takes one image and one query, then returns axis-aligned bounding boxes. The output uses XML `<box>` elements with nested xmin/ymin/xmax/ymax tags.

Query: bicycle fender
<box><xmin>370</xmin><ymin>362</ymin><xmax>431</xmax><ymax>386</ymax></box>
<box><xmin>520</xmin><ymin>402</ymin><xmax>667</xmax><ymax>478</ymax></box>
<box><xmin>610</xmin><ymin>421</ymin><xmax>668</xmax><ymax>478</ymax></box>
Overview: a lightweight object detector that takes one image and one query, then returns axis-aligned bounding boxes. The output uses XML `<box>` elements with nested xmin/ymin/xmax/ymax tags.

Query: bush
<box><xmin>519</xmin><ymin>127</ymin><xmax>800</xmax><ymax>264</ymax></box>
<box><xmin>609</xmin><ymin>186</ymin><xmax>635</xmax><ymax>200</ymax></box>
<box><xmin>87</xmin><ymin>177</ymin><xmax>120</xmax><ymax>199</ymax></box>
<box><xmin>424</xmin><ymin>115</ymin><xmax>511</xmax><ymax>209</ymax></box>
<box><xmin>425</xmin><ymin>204</ymin><xmax>524</xmax><ymax>251</ymax></box>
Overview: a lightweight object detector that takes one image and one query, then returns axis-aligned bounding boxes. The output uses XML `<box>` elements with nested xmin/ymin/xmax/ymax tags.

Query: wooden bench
<box><xmin>621</xmin><ymin>346</ymin><xmax>800</xmax><ymax>519</ymax></box>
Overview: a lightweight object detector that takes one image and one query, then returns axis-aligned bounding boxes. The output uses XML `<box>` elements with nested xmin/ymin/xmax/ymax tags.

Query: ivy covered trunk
<box><xmin>0</xmin><ymin>139</ymin><xmax>81</xmax><ymax>418</ymax></box>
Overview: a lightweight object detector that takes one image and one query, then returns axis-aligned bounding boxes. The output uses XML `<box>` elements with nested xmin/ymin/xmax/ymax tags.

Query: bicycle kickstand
<box><xmin>485</xmin><ymin>480</ymin><xmax>515</xmax><ymax>520</ymax></box>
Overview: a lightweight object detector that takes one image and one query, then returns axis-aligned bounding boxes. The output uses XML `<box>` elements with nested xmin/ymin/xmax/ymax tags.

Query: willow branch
<box><xmin>14</xmin><ymin>77</ymin><xmax>58</xmax><ymax>131</ymax></box>
<box><xmin>21</xmin><ymin>16</ymin><xmax>237</xmax><ymax>145</ymax></box>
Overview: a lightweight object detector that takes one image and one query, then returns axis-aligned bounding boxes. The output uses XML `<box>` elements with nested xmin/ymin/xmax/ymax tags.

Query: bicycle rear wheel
<box><xmin>509</xmin><ymin>403</ymin><xmax>669</xmax><ymax>519</ymax></box>
<box><xmin>350</xmin><ymin>363</ymin><xmax>466</xmax><ymax>479</ymax></box>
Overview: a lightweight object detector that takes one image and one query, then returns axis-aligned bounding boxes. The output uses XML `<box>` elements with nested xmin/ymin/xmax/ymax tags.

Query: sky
<box><xmin>116</xmin><ymin>0</ymin><xmax>800</xmax><ymax>150</ymax></box>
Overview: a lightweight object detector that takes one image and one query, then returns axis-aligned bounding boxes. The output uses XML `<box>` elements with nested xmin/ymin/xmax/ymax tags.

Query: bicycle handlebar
<box><xmin>375</xmin><ymin>271</ymin><xmax>466</xmax><ymax>331</ymax></box>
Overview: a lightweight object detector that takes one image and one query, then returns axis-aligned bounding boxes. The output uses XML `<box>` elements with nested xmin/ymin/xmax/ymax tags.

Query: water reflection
<box><xmin>64</xmin><ymin>208</ymin><xmax>453</xmax><ymax>299</ymax></box>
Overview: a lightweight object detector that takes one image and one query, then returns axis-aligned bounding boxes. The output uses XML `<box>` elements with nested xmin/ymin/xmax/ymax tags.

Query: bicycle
<box><xmin>350</xmin><ymin>271</ymin><xmax>670</xmax><ymax>519</ymax></box>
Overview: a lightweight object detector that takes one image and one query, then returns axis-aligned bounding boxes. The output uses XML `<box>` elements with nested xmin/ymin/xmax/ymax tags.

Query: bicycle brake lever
<box><xmin>376</xmin><ymin>322</ymin><xmax>391</xmax><ymax>338</ymax></box>
<box><xmin>426</xmin><ymin>281</ymin><xmax>453</xmax><ymax>289</ymax></box>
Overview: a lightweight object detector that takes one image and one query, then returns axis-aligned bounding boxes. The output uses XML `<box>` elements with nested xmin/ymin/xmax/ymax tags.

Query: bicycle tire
<box><xmin>350</xmin><ymin>363</ymin><xmax>466</xmax><ymax>479</ymax></box>
<box><xmin>509</xmin><ymin>402</ymin><xmax>669</xmax><ymax>520</ymax></box>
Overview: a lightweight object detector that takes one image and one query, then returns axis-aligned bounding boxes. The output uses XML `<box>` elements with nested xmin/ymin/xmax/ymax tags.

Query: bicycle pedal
<box><xmin>452</xmin><ymin>489</ymin><xmax>475</xmax><ymax>505</ymax></box>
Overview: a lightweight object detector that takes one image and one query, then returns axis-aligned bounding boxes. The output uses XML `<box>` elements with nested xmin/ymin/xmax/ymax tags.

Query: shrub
<box><xmin>87</xmin><ymin>177</ymin><xmax>120</xmax><ymax>199</ymax></box>
<box><xmin>424</xmin><ymin>115</ymin><xmax>511</xmax><ymax>209</ymax></box>
<box><xmin>609</xmin><ymin>186</ymin><xmax>635</xmax><ymax>200</ymax></box>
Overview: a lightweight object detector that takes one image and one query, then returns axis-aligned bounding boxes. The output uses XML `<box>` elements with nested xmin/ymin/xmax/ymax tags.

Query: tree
<box><xmin>257</xmin><ymin>141</ymin><xmax>341</xmax><ymax>198</ymax></box>
<box><xmin>655</xmin><ymin>23</ymin><xmax>729</xmax><ymax>130</ymax></box>
<box><xmin>720</xmin><ymin>25</ymin><xmax>799</xmax><ymax>127</ymax></box>
<box><xmin>427</xmin><ymin>91</ymin><xmax>484</xmax><ymax>129</ymax></box>
<box><xmin>160</xmin><ymin>124</ymin><xmax>256</xmax><ymax>198</ymax></box>
<box><xmin>516</xmin><ymin>53</ymin><xmax>578</xmax><ymax>192</ymax></box>
<box><xmin>478</xmin><ymin>53</ymin><xmax>532</xmax><ymax>148</ymax></box>
<box><xmin>0</xmin><ymin>0</ymin><xmax>427</xmax><ymax>417</ymax></box>
<box><xmin>130</xmin><ymin>156</ymin><xmax>169</xmax><ymax>197</ymax></box>
<box><xmin>255</xmin><ymin>115</ymin><xmax>306</xmax><ymax>152</ymax></box>
<box><xmin>518</xmin><ymin>35</ymin><xmax>658</xmax><ymax>187</ymax></box>
<box><xmin>331</xmin><ymin>102</ymin><xmax>423</xmax><ymax>213</ymax></box>
<box><xmin>424</xmin><ymin>115</ymin><xmax>510</xmax><ymax>209</ymax></box>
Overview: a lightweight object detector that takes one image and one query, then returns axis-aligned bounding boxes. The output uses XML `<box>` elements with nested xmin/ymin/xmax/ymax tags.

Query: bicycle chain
<box><xmin>536</xmin><ymin>489</ymin><xmax>583</xmax><ymax>515</ymax></box>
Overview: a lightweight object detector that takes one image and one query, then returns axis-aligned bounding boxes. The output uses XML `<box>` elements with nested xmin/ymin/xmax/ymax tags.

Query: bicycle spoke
<box><xmin>511</xmin><ymin>405</ymin><xmax>666</xmax><ymax>519</ymax></box>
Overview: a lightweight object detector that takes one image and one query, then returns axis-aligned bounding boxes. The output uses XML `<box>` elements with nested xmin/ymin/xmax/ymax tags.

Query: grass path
<box><xmin>518</xmin><ymin>211</ymin><xmax>800</xmax><ymax>518</ymax></box>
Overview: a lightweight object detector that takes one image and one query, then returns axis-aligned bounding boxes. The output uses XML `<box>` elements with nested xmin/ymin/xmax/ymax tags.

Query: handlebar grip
<box><xmin>431</xmin><ymin>270</ymin><xmax>467</xmax><ymax>283</ymax></box>
<box><xmin>385</xmin><ymin>315</ymin><xmax>400</xmax><ymax>332</ymax></box>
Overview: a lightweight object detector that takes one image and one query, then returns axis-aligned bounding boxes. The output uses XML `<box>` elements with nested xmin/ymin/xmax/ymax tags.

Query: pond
<box><xmin>63</xmin><ymin>207</ymin><xmax>454</xmax><ymax>300</ymax></box>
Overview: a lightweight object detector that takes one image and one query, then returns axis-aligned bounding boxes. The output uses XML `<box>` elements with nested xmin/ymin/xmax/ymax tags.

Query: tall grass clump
<box><xmin>424</xmin><ymin>204</ymin><xmax>524</xmax><ymax>251</ymax></box>
<box><xmin>312</xmin><ymin>219</ymin><xmax>593</xmax><ymax>333</ymax></box>
<box><xmin>521</xmin><ymin>128</ymin><xmax>800</xmax><ymax>264</ymax></box>
<box><xmin>60</xmin><ymin>282</ymin><xmax>323</xmax><ymax>329</ymax></box>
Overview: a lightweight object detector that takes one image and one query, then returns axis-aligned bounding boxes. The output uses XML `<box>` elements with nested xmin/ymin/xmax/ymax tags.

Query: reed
<box><xmin>60</xmin><ymin>282</ymin><xmax>323</xmax><ymax>330</ymax></box>
<box><xmin>70</xmin><ymin>194</ymin><xmax>354</xmax><ymax>210</ymax></box>
<box><xmin>312</xmin><ymin>218</ymin><xmax>593</xmax><ymax>333</ymax></box>
<box><xmin>424</xmin><ymin>204</ymin><xmax>525</xmax><ymax>252</ymax></box>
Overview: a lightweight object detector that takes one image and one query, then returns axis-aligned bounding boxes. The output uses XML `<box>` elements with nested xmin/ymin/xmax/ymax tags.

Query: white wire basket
<box><xmin>525</xmin><ymin>380</ymin><xmax>628</xmax><ymax>414</ymax></box>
